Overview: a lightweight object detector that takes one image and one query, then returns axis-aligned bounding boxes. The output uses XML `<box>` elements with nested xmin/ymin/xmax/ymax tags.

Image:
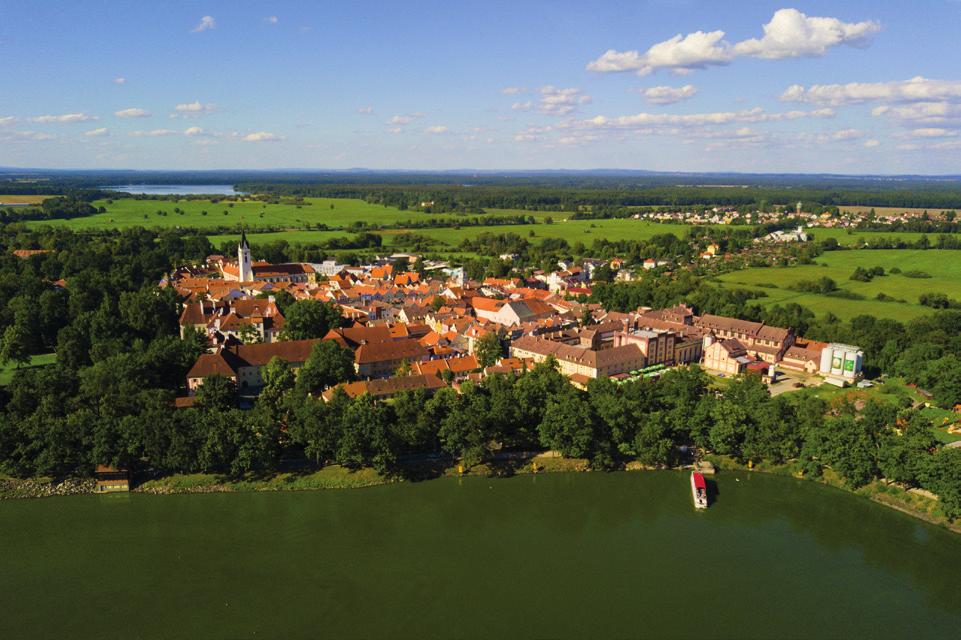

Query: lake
<box><xmin>103</xmin><ymin>184</ymin><xmax>240</xmax><ymax>196</ymax></box>
<box><xmin>1</xmin><ymin>471</ymin><xmax>959</xmax><ymax>639</ymax></box>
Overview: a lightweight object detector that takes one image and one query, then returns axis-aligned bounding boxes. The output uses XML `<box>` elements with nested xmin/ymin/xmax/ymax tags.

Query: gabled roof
<box><xmin>717</xmin><ymin>338</ymin><xmax>748</xmax><ymax>356</ymax></box>
<box><xmin>470</xmin><ymin>297</ymin><xmax>505</xmax><ymax>313</ymax></box>
<box><xmin>324</xmin><ymin>325</ymin><xmax>393</xmax><ymax>349</ymax></box>
<box><xmin>180</xmin><ymin>302</ymin><xmax>207</xmax><ymax>326</ymax></box>
<box><xmin>355</xmin><ymin>339</ymin><xmax>429</xmax><ymax>364</ymax></box>
<box><xmin>211</xmin><ymin>338</ymin><xmax>322</xmax><ymax>370</ymax></box>
<box><xmin>511</xmin><ymin>335</ymin><xmax>643</xmax><ymax>369</ymax></box>
<box><xmin>187</xmin><ymin>352</ymin><xmax>237</xmax><ymax>379</ymax></box>
<box><xmin>696</xmin><ymin>314</ymin><xmax>764</xmax><ymax>336</ymax></box>
<box><xmin>322</xmin><ymin>373</ymin><xmax>446</xmax><ymax>401</ymax></box>
<box><xmin>413</xmin><ymin>354</ymin><xmax>480</xmax><ymax>376</ymax></box>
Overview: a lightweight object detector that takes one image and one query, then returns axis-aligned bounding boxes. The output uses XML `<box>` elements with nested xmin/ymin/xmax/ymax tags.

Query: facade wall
<box><xmin>188</xmin><ymin>374</ymin><xmax>237</xmax><ymax>391</ymax></box>
<box><xmin>702</xmin><ymin>343</ymin><xmax>744</xmax><ymax>375</ymax></box>
<box><xmin>674</xmin><ymin>340</ymin><xmax>702</xmax><ymax>364</ymax></box>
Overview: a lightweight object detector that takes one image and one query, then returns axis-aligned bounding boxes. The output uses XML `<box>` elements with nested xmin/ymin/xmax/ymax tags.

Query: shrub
<box><xmin>826</xmin><ymin>290</ymin><xmax>865</xmax><ymax>300</ymax></box>
<box><xmin>789</xmin><ymin>277</ymin><xmax>837</xmax><ymax>294</ymax></box>
<box><xmin>919</xmin><ymin>292</ymin><xmax>952</xmax><ymax>309</ymax></box>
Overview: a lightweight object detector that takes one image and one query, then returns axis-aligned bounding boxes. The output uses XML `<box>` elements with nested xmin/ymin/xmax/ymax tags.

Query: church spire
<box><xmin>238</xmin><ymin>228</ymin><xmax>252</xmax><ymax>282</ymax></box>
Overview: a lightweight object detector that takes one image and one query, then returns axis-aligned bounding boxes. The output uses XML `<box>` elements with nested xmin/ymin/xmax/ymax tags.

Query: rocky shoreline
<box><xmin>0</xmin><ymin>476</ymin><xmax>96</xmax><ymax>499</ymax></box>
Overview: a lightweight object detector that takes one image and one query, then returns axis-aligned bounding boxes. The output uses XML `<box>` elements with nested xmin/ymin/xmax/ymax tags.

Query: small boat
<box><xmin>691</xmin><ymin>472</ymin><xmax>708</xmax><ymax>509</ymax></box>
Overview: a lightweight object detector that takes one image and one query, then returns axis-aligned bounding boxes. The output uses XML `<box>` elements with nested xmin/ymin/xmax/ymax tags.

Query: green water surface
<box><xmin>1</xmin><ymin>471</ymin><xmax>959</xmax><ymax>639</ymax></box>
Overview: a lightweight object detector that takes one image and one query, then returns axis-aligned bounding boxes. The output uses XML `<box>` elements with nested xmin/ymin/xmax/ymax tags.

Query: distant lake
<box><xmin>103</xmin><ymin>184</ymin><xmax>240</xmax><ymax>196</ymax></box>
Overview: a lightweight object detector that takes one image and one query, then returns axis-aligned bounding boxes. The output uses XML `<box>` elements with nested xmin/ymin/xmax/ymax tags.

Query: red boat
<box><xmin>691</xmin><ymin>472</ymin><xmax>708</xmax><ymax>509</ymax></box>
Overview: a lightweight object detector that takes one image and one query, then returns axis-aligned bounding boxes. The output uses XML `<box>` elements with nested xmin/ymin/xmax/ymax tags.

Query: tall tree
<box><xmin>297</xmin><ymin>340</ymin><xmax>356</xmax><ymax>394</ymax></box>
<box><xmin>0</xmin><ymin>323</ymin><xmax>32</xmax><ymax>367</ymax></box>
<box><xmin>474</xmin><ymin>331</ymin><xmax>503</xmax><ymax>368</ymax></box>
<box><xmin>538</xmin><ymin>389</ymin><xmax>595</xmax><ymax>458</ymax></box>
<box><xmin>281</xmin><ymin>300</ymin><xmax>343</xmax><ymax>340</ymax></box>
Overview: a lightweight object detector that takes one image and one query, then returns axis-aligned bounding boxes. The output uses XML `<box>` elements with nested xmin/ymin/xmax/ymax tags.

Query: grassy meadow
<box><xmin>20</xmin><ymin>194</ymin><xmax>961</xmax><ymax>253</ymax></box>
<box><xmin>715</xmin><ymin>249</ymin><xmax>961</xmax><ymax>321</ymax></box>
<box><xmin>0</xmin><ymin>353</ymin><xmax>56</xmax><ymax>386</ymax></box>
<box><xmin>207</xmin><ymin>218</ymin><xmax>698</xmax><ymax>252</ymax></box>
<box><xmin>26</xmin><ymin>197</ymin><xmax>521</xmax><ymax>232</ymax></box>
<box><xmin>807</xmin><ymin>227</ymin><xmax>961</xmax><ymax>247</ymax></box>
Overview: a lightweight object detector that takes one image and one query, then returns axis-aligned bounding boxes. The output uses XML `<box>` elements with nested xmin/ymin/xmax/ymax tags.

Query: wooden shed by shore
<box><xmin>94</xmin><ymin>465</ymin><xmax>129</xmax><ymax>493</ymax></box>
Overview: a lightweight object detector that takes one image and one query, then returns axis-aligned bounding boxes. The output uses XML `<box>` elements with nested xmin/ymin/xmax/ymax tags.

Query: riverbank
<box><xmin>704</xmin><ymin>455</ymin><xmax>961</xmax><ymax>534</ymax></box>
<box><xmin>137</xmin><ymin>454</ymin><xmax>590</xmax><ymax>493</ymax></box>
<box><xmin>5</xmin><ymin>455</ymin><xmax>959</xmax><ymax>534</ymax></box>
<box><xmin>0</xmin><ymin>454</ymin><xmax>590</xmax><ymax>499</ymax></box>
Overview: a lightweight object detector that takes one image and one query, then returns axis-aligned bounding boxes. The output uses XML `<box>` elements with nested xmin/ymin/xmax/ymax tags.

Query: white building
<box><xmin>819</xmin><ymin>343</ymin><xmax>863</xmax><ymax>383</ymax></box>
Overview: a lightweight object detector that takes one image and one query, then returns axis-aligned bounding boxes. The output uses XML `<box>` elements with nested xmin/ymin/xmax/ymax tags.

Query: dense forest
<box><xmin>237</xmin><ymin>183</ymin><xmax>961</xmax><ymax>213</ymax></box>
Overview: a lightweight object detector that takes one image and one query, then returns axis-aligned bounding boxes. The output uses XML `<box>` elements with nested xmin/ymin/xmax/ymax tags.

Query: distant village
<box><xmin>638</xmin><ymin>201</ymin><xmax>955</xmax><ymax>230</ymax></box>
<box><xmin>165</xmin><ymin>232</ymin><xmax>864</xmax><ymax>407</ymax></box>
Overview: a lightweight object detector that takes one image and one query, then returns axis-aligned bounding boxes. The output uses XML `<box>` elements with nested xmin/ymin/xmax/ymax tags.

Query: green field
<box><xmin>715</xmin><ymin>249</ymin><xmax>961</xmax><ymax>321</ymax></box>
<box><xmin>807</xmin><ymin>227</ymin><xmax>961</xmax><ymax>247</ymax></box>
<box><xmin>207</xmin><ymin>218</ymin><xmax>698</xmax><ymax>251</ymax></box>
<box><xmin>0</xmin><ymin>353</ymin><xmax>56</xmax><ymax>386</ymax></box>
<box><xmin>26</xmin><ymin>197</ymin><xmax>531</xmax><ymax>232</ymax></box>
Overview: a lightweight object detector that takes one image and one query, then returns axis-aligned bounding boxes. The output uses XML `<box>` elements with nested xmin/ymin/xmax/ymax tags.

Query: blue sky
<box><xmin>3</xmin><ymin>1</ymin><xmax>961</xmax><ymax>173</ymax></box>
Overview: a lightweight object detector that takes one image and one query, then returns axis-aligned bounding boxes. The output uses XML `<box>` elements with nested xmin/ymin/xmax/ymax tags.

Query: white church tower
<box><xmin>238</xmin><ymin>230</ymin><xmax>253</xmax><ymax>282</ymax></box>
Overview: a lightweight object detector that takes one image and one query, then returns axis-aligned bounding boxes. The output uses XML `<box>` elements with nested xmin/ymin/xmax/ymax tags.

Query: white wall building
<box><xmin>819</xmin><ymin>343</ymin><xmax>863</xmax><ymax>382</ymax></box>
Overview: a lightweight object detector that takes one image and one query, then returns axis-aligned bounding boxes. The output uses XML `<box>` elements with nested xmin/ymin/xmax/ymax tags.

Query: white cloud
<box><xmin>173</xmin><ymin>101</ymin><xmax>216</xmax><ymax>116</ymax></box>
<box><xmin>511</xmin><ymin>101</ymin><xmax>533</xmax><ymax>111</ymax></box>
<box><xmin>583</xmin><ymin>106</ymin><xmax>832</xmax><ymax>129</ymax></box>
<box><xmin>114</xmin><ymin>107</ymin><xmax>151</xmax><ymax>118</ymax></box>
<box><xmin>129</xmin><ymin>129</ymin><xmax>178</xmax><ymax>137</ymax></box>
<box><xmin>863</xmin><ymin>139</ymin><xmax>880</xmax><ymax>148</ymax></box>
<box><xmin>191</xmin><ymin>16</ymin><xmax>216</xmax><ymax>33</ymax></box>
<box><xmin>113</xmin><ymin>76</ymin><xmax>126</xmax><ymax>85</ymax></box>
<box><xmin>425</xmin><ymin>125</ymin><xmax>449</xmax><ymax>135</ymax></box>
<box><xmin>907</xmin><ymin>127</ymin><xmax>958</xmax><ymax>138</ymax></box>
<box><xmin>588</xmin><ymin>30</ymin><xmax>732</xmax><ymax>76</ymax></box>
<box><xmin>537</xmin><ymin>86</ymin><xmax>591</xmax><ymax>115</ymax></box>
<box><xmin>0</xmin><ymin>116</ymin><xmax>16</xmax><ymax>126</ymax></box>
<box><xmin>732</xmin><ymin>9</ymin><xmax>879</xmax><ymax>59</ymax></box>
<box><xmin>2</xmin><ymin>130</ymin><xmax>56</xmax><ymax>141</ymax></box>
<box><xmin>513</xmin><ymin>131</ymin><xmax>541</xmax><ymax>143</ymax></box>
<box><xmin>897</xmin><ymin>139</ymin><xmax>961</xmax><ymax>151</ymax></box>
<box><xmin>265</xmin><ymin>16</ymin><xmax>279</xmax><ymax>25</ymax></box>
<box><xmin>829</xmin><ymin>128</ymin><xmax>863</xmax><ymax>141</ymax></box>
<box><xmin>183</xmin><ymin>127</ymin><xmax>207</xmax><ymax>137</ymax></box>
<box><xmin>84</xmin><ymin>127</ymin><xmax>109</xmax><ymax>137</ymax></box>
<box><xmin>31</xmin><ymin>113</ymin><xmax>98</xmax><ymax>123</ymax></box>
<box><xmin>782</xmin><ymin>77</ymin><xmax>961</xmax><ymax>106</ymax></box>
<box><xmin>500</xmin><ymin>86</ymin><xmax>526</xmax><ymax>95</ymax></box>
<box><xmin>242</xmin><ymin>131</ymin><xmax>283</xmax><ymax>142</ymax></box>
<box><xmin>873</xmin><ymin>102</ymin><xmax>961</xmax><ymax>128</ymax></box>
<box><xmin>388</xmin><ymin>112</ymin><xmax>425</xmax><ymax>126</ymax></box>
<box><xmin>357</xmin><ymin>106</ymin><xmax>374</xmax><ymax>115</ymax></box>
<box><xmin>588</xmin><ymin>9</ymin><xmax>878</xmax><ymax>76</ymax></box>
<box><xmin>642</xmin><ymin>84</ymin><xmax>697</xmax><ymax>105</ymax></box>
